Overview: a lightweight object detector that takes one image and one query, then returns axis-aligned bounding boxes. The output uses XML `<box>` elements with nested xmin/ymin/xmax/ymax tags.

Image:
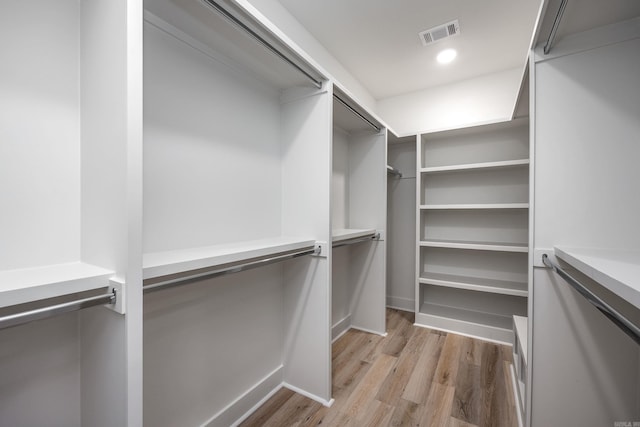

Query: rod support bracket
<box><xmin>107</xmin><ymin>278</ymin><xmax>126</xmax><ymax>315</ymax></box>
<box><xmin>313</xmin><ymin>242</ymin><xmax>329</xmax><ymax>258</ymax></box>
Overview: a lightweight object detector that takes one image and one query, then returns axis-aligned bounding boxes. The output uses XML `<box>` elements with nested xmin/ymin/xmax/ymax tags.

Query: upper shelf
<box><xmin>332</xmin><ymin>228</ymin><xmax>377</xmax><ymax>243</ymax></box>
<box><xmin>420</xmin><ymin>159</ymin><xmax>529</xmax><ymax>174</ymax></box>
<box><xmin>143</xmin><ymin>237</ymin><xmax>316</xmax><ymax>280</ymax></box>
<box><xmin>420</xmin><ymin>203</ymin><xmax>529</xmax><ymax>210</ymax></box>
<box><xmin>0</xmin><ymin>262</ymin><xmax>114</xmax><ymax>309</ymax></box>
<box><xmin>554</xmin><ymin>246</ymin><xmax>640</xmax><ymax>310</ymax></box>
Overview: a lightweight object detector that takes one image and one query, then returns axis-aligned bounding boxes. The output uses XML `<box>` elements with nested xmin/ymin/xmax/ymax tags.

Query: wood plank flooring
<box><xmin>240</xmin><ymin>309</ymin><xmax>517</xmax><ymax>427</ymax></box>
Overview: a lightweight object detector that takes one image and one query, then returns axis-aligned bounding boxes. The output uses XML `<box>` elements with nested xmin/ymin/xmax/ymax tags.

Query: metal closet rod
<box><xmin>542</xmin><ymin>254</ymin><xmax>640</xmax><ymax>346</ymax></box>
<box><xmin>143</xmin><ymin>245</ymin><xmax>319</xmax><ymax>294</ymax></box>
<box><xmin>201</xmin><ymin>0</ymin><xmax>322</xmax><ymax>89</ymax></box>
<box><xmin>332</xmin><ymin>232</ymin><xmax>380</xmax><ymax>248</ymax></box>
<box><xmin>333</xmin><ymin>94</ymin><xmax>382</xmax><ymax>133</ymax></box>
<box><xmin>543</xmin><ymin>0</ymin><xmax>568</xmax><ymax>54</ymax></box>
<box><xmin>0</xmin><ymin>290</ymin><xmax>116</xmax><ymax>331</ymax></box>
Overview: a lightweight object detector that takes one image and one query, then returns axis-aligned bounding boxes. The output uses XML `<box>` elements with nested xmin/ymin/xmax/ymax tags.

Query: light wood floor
<box><xmin>240</xmin><ymin>309</ymin><xmax>518</xmax><ymax>427</ymax></box>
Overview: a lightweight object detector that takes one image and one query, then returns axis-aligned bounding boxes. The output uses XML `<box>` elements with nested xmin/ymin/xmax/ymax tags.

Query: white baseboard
<box><xmin>332</xmin><ymin>314</ymin><xmax>351</xmax><ymax>341</ymax></box>
<box><xmin>282</xmin><ymin>382</ymin><xmax>334</xmax><ymax>408</ymax></box>
<box><xmin>202</xmin><ymin>365</ymin><xmax>283</xmax><ymax>427</ymax></box>
<box><xmin>386</xmin><ymin>296</ymin><xmax>414</xmax><ymax>312</ymax></box>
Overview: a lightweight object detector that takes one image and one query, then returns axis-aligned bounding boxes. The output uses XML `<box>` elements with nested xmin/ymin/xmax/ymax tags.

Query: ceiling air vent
<box><xmin>419</xmin><ymin>20</ymin><xmax>460</xmax><ymax>46</ymax></box>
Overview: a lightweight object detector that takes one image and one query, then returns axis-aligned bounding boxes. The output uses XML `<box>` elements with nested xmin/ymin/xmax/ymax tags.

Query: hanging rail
<box><xmin>542</xmin><ymin>254</ymin><xmax>640</xmax><ymax>345</ymax></box>
<box><xmin>387</xmin><ymin>165</ymin><xmax>402</xmax><ymax>178</ymax></box>
<box><xmin>144</xmin><ymin>245</ymin><xmax>319</xmax><ymax>294</ymax></box>
<box><xmin>201</xmin><ymin>0</ymin><xmax>323</xmax><ymax>89</ymax></box>
<box><xmin>332</xmin><ymin>232</ymin><xmax>380</xmax><ymax>249</ymax></box>
<box><xmin>0</xmin><ymin>290</ymin><xmax>116</xmax><ymax>331</ymax></box>
<box><xmin>543</xmin><ymin>0</ymin><xmax>568</xmax><ymax>54</ymax></box>
<box><xmin>333</xmin><ymin>94</ymin><xmax>382</xmax><ymax>133</ymax></box>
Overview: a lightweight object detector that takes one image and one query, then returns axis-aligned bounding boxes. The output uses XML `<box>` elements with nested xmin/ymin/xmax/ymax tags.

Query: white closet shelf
<box><xmin>420</xmin><ymin>159</ymin><xmax>529</xmax><ymax>174</ymax></box>
<box><xmin>420</xmin><ymin>203</ymin><xmax>529</xmax><ymax>210</ymax></box>
<box><xmin>554</xmin><ymin>246</ymin><xmax>640</xmax><ymax>310</ymax></box>
<box><xmin>420</xmin><ymin>239</ymin><xmax>528</xmax><ymax>253</ymax></box>
<box><xmin>143</xmin><ymin>237</ymin><xmax>316</xmax><ymax>280</ymax></box>
<box><xmin>0</xmin><ymin>262</ymin><xmax>114</xmax><ymax>308</ymax></box>
<box><xmin>417</xmin><ymin>302</ymin><xmax>514</xmax><ymax>332</ymax></box>
<box><xmin>513</xmin><ymin>315</ymin><xmax>528</xmax><ymax>364</ymax></box>
<box><xmin>419</xmin><ymin>272</ymin><xmax>528</xmax><ymax>297</ymax></box>
<box><xmin>332</xmin><ymin>228</ymin><xmax>377</xmax><ymax>243</ymax></box>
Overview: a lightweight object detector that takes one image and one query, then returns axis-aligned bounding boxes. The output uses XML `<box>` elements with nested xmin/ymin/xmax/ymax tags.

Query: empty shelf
<box><xmin>420</xmin><ymin>239</ymin><xmax>528</xmax><ymax>253</ymax></box>
<box><xmin>0</xmin><ymin>262</ymin><xmax>114</xmax><ymax>308</ymax></box>
<box><xmin>332</xmin><ymin>228</ymin><xmax>377</xmax><ymax>242</ymax></box>
<box><xmin>420</xmin><ymin>159</ymin><xmax>529</xmax><ymax>174</ymax></box>
<box><xmin>143</xmin><ymin>237</ymin><xmax>316</xmax><ymax>280</ymax></box>
<box><xmin>554</xmin><ymin>246</ymin><xmax>640</xmax><ymax>310</ymax></box>
<box><xmin>420</xmin><ymin>203</ymin><xmax>529</xmax><ymax>210</ymax></box>
<box><xmin>418</xmin><ymin>302</ymin><xmax>514</xmax><ymax>331</ymax></box>
<box><xmin>419</xmin><ymin>272</ymin><xmax>528</xmax><ymax>297</ymax></box>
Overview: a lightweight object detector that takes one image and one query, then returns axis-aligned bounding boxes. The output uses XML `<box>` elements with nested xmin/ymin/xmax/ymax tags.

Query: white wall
<box><xmin>377</xmin><ymin>67</ymin><xmax>522</xmax><ymax>136</ymax></box>
<box><xmin>0</xmin><ymin>0</ymin><xmax>80</xmax><ymax>270</ymax></box>
<box><xmin>530</xmin><ymin>20</ymin><xmax>640</xmax><ymax>427</ymax></box>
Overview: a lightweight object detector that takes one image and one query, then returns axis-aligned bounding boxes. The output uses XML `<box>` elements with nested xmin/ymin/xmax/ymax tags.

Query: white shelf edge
<box><xmin>420</xmin><ymin>158</ymin><xmax>530</xmax><ymax>174</ymax></box>
<box><xmin>419</xmin><ymin>239</ymin><xmax>529</xmax><ymax>253</ymax></box>
<box><xmin>331</xmin><ymin>228</ymin><xmax>377</xmax><ymax>242</ymax></box>
<box><xmin>419</xmin><ymin>275</ymin><xmax>528</xmax><ymax>297</ymax></box>
<box><xmin>420</xmin><ymin>203</ymin><xmax>529</xmax><ymax>210</ymax></box>
<box><xmin>513</xmin><ymin>315</ymin><xmax>528</xmax><ymax>365</ymax></box>
<box><xmin>554</xmin><ymin>246</ymin><xmax>640</xmax><ymax>310</ymax></box>
<box><xmin>0</xmin><ymin>262</ymin><xmax>114</xmax><ymax>308</ymax></box>
<box><xmin>415</xmin><ymin>307</ymin><xmax>514</xmax><ymax>344</ymax></box>
<box><xmin>143</xmin><ymin>236</ymin><xmax>316</xmax><ymax>280</ymax></box>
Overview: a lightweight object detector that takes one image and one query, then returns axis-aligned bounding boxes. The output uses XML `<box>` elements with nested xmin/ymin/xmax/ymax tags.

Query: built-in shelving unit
<box><xmin>331</xmin><ymin>88</ymin><xmax>386</xmax><ymax>340</ymax></box>
<box><xmin>142</xmin><ymin>1</ymin><xmax>332</xmax><ymax>425</ymax></box>
<box><xmin>416</xmin><ymin>118</ymin><xmax>529</xmax><ymax>343</ymax></box>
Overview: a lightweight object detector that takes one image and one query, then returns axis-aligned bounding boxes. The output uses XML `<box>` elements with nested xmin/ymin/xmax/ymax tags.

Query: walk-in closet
<box><xmin>2</xmin><ymin>0</ymin><xmax>639</xmax><ymax>426</ymax></box>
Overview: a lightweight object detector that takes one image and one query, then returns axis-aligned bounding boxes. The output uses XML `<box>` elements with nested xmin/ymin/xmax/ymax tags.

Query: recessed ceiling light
<box><xmin>437</xmin><ymin>48</ymin><xmax>457</xmax><ymax>64</ymax></box>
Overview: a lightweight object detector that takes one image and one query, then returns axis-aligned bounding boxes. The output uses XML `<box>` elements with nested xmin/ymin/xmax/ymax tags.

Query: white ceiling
<box><xmin>276</xmin><ymin>0</ymin><xmax>544</xmax><ymax>100</ymax></box>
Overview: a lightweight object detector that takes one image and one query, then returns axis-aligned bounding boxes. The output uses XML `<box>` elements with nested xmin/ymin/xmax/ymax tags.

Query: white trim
<box><xmin>510</xmin><ymin>363</ymin><xmax>524</xmax><ymax>427</ymax></box>
<box><xmin>282</xmin><ymin>382</ymin><xmax>335</xmax><ymax>408</ymax></box>
<box><xmin>349</xmin><ymin>325</ymin><xmax>387</xmax><ymax>337</ymax></box>
<box><xmin>386</xmin><ymin>296</ymin><xmax>415</xmax><ymax>312</ymax></box>
<box><xmin>331</xmin><ymin>314</ymin><xmax>351</xmax><ymax>341</ymax></box>
<box><xmin>201</xmin><ymin>365</ymin><xmax>283</xmax><ymax>427</ymax></box>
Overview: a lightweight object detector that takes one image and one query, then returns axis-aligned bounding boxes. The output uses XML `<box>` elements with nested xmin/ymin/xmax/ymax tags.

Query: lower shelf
<box><xmin>416</xmin><ymin>303</ymin><xmax>514</xmax><ymax>343</ymax></box>
<box><xmin>416</xmin><ymin>283</ymin><xmax>527</xmax><ymax>343</ymax></box>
